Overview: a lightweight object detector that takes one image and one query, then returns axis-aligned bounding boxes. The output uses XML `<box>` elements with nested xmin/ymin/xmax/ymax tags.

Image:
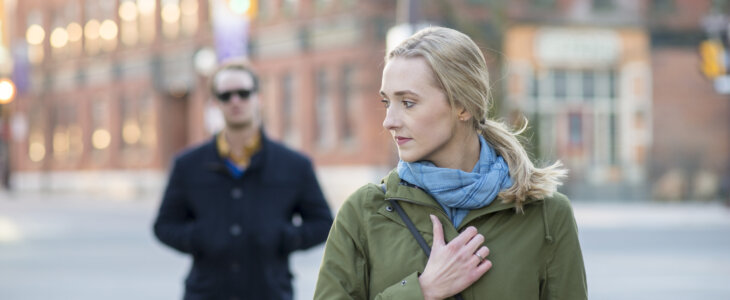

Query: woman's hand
<box><xmin>419</xmin><ymin>215</ymin><xmax>492</xmax><ymax>300</ymax></box>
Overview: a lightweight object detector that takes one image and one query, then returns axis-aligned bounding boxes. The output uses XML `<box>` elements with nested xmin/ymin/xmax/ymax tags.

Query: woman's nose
<box><xmin>382</xmin><ymin>107</ymin><xmax>400</xmax><ymax>130</ymax></box>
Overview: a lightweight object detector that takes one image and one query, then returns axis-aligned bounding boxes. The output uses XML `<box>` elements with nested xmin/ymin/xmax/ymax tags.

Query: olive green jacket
<box><xmin>314</xmin><ymin>171</ymin><xmax>587</xmax><ymax>300</ymax></box>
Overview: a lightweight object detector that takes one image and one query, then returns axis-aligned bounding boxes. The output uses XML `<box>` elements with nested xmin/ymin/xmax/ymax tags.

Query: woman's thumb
<box><xmin>430</xmin><ymin>214</ymin><xmax>444</xmax><ymax>247</ymax></box>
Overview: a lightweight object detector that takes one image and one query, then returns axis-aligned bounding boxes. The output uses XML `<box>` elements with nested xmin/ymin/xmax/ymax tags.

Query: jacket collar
<box><xmin>203</xmin><ymin>128</ymin><xmax>271</xmax><ymax>177</ymax></box>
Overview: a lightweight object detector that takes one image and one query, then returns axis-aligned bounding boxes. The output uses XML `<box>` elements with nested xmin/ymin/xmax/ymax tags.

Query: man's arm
<box><xmin>280</xmin><ymin>160</ymin><xmax>333</xmax><ymax>254</ymax></box>
<box><xmin>153</xmin><ymin>160</ymin><xmax>198</xmax><ymax>254</ymax></box>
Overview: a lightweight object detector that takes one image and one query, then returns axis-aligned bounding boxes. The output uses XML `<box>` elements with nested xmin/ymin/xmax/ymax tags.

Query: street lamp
<box><xmin>0</xmin><ymin>79</ymin><xmax>15</xmax><ymax>104</ymax></box>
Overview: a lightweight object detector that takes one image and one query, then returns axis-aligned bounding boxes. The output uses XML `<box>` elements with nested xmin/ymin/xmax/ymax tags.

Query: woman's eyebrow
<box><xmin>380</xmin><ymin>90</ymin><xmax>420</xmax><ymax>97</ymax></box>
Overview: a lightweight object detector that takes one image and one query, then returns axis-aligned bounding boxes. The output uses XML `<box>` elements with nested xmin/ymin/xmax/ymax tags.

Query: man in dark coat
<box><xmin>153</xmin><ymin>59</ymin><xmax>333</xmax><ymax>300</ymax></box>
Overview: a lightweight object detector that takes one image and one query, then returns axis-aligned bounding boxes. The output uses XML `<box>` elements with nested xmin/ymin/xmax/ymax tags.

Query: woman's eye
<box><xmin>403</xmin><ymin>100</ymin><xmax>415</xmax><ymax>108</ymax></box>
<box><xmin>381</xmin><ymin>99</ymin><xmax>390</xmax><ymax>108</ymax></box>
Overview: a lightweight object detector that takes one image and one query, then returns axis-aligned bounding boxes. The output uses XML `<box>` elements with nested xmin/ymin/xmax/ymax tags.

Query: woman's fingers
<box><xmin>430</xmin><ymin>215</ymin><xmax>445</xmax><ymax>248</ymax></box>
<box><xmin>474</xmin><ymin>257</ymin><xmax>493</xmax><ymax>275</ymax></box>
<box><xmin>473</xmin><ymin>246</ymin><xmax>490</xmax><ymax>265</ymax></box>
<box><xmin>451</xmin><ymin>226</ymin><xmax>478</xmax><ymax>246</ymax></box>
<box><xmin>464</xmin><ymin>232</ymin><xmax>485</xmax><ymax>253</ymax></box>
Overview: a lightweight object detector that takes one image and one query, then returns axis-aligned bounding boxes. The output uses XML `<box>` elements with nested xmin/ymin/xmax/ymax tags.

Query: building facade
<box><xmin>501</xmin><ymin>0</ymin><xmax>728</xmax><ymax>200</ymax></box>
<box><xmin>504</xmin><ymin>25</ymin><xmax>652</xmax><ymax>198</ymax></box>
<box><xmin>5</xmin><ymin>0</ymin><xmax>398</xmax><ymax>205</ymax></box>
<box><xmin>4</xmin><ymin>0</ymin><xmax>728</xmax><ymax>202</ymax></box>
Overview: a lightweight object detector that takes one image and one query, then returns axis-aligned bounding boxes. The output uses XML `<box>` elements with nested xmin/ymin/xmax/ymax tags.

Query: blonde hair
<box><xmin>387</xmin><ymin>26</ymin><xmax>566</xmax><ymax>209</ymax></box>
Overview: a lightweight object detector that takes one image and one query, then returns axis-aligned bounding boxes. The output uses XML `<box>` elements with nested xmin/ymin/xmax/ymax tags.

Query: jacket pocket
<box><xmin>184</xmin><ymin>269</ymin><xmax>215</xmax><ymax>297</ymax></box>
<box><xmin>264</xmin><ymin>267</ymin><xmax>294</xmax><ymax>300</ymax></box>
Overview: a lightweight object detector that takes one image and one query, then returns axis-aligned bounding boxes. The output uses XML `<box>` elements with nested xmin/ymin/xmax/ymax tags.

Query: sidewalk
<box><xmin>572</xmin><ymin>200</ymin><xmax>730</xmax><ymax>229</ymax></box>
<box><xmin>2</xmin><ymin>192</ymin><xmax>730</xmax><ymax>300</ymax></box>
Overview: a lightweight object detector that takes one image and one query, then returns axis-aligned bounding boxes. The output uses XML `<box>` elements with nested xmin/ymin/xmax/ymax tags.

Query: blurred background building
<box><xmin>0</xmin><ymin>0</ymin><xmax>728</xmax><ymax>205</ymax></box>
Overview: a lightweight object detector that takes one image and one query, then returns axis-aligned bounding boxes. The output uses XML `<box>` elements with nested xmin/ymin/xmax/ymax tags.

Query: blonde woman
<box><xmin>314</xmin><ymin>27</ymin><xmax>587</xmax><ymax>299</ymax></box>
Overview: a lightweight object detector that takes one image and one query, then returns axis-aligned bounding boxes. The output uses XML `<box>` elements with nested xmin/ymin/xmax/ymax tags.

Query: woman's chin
<box><xmin>397</xmin><ymin>152</ymin><xmax>421</xmax><ymax>163</ymax></box>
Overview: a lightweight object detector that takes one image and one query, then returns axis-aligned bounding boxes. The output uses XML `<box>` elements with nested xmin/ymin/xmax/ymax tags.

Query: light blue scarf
<box><xmin>397</xmin><ymin>135</ymin><xmax>513</xmax><ymax>227</ymax></box>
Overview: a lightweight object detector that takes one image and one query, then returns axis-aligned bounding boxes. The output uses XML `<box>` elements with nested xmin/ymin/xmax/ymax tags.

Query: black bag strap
<box><xmin>389</xmin><ymin>199</ymin><xmax>432</xmax><ymax>257</ymax></box>
<box><xmin>382</xmin><ymin>184</ymin><xmax>465</xmax><ymax>300</ymax></box>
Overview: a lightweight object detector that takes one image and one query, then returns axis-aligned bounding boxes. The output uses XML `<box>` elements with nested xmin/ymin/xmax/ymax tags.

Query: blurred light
<box><xmin>700</xmin><ymin>39</ymin><xmax>726</xmax><ymax>79</ymax></box>
<box><xmin>194</xmin><ymin>47</ymin><xmax>217</xmax><ymax>76</ymax></box>
<box><xmin>99</xmin><ymin>20</ymin><xmax>118</xmax><ymax>40</ymax></box>
<box><xmin>53</xmin><ymin>128</ymin><xmax>69</xmax><ymax>155</ymax></box>
<box><xmin>0</xmin><ymin>79</ymin><xmax>15</xmax><ymax>104</ymax></box>
<box><xmin>137</xmin><ymin>0</ymin><xmax>156</xmax><ymax>15</ymax></box>
<box><xmin>0</xmin><ymin>218</ymin><xmax>22</xmax><ymax>243</ymax></box>
<box><xmin>50</xmin><ymin>27</ymin><xmax>69</xmax><ymax>48</ymax></box>
<box><xmin>29</xmin><ymin>142</ymin><xmax>46</xmax><ymax>162</ymax></box>
<box><xmin>119</xmin><ymin>1</ymin><xmax>139</xmax><ymax>21</ymax></box>
<box><xmin>181</xmin><ymin>0</ymin><xmax>198</xmax><ymax>15</ymax></box>
<box><xmin>92</xmin><ymin>129</ymin><xmax>111</xmax><ymax>150</ymax></box>
<box><xmin>161</xmin><ymin>3</ymin><xmax>181</xmax><ymax>23</ymax></box>
<box><xmin>67</xmin><ymin>22</ymin><xmax>83</xmax><ymax>42</ymax></box>
<box><xmin>85</xmin><ymin>19</ymin><xmax>100</xmax><ymax>39</ymax></box>
<box><xmin>29</xmin><ymin>132</ymin><xmax>46</xmax><ymax>162</ymax></box>
<box><xmin>26</xmin><ymin>24</ymin><xmax>45</xmax><ymax>45</ymax></box>
<box><xmin>123</xmin><ymin>120</ymin><xmax>141</xmax><ymax>144</ymax></box>
<box><xmin>229</xmin><ymin>0</ymin><xmax>253</xmax><ymax>16</ymax></box>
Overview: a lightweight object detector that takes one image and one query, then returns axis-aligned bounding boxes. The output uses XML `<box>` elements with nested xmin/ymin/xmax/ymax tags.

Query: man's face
<box><xmin>213</xmin><ymin>69</ymin><xmax>259</xmax><ymax>130</ymax></box>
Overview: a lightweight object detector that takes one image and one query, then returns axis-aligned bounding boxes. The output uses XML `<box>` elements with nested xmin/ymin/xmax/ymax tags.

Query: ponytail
<box><xmin>479</xmin><ymin>119</ymin><xmax>567</xmax><ymax>211</ymax></box>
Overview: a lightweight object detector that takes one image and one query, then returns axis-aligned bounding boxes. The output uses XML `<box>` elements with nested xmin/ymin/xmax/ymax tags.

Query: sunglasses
<box><xmin>216</xmin><ymin>89</ymin><xmax>254</xmax><ymax>102</ymax></box>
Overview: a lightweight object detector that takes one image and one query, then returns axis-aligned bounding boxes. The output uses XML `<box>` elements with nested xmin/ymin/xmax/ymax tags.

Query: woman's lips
<box><xmin>395</xmin><ymin>137</ymin><xmax>412</xmax><ymax>145</ymax></box>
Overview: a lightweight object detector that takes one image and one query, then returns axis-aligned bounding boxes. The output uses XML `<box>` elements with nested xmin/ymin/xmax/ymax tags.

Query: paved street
<box><xmin>1</xmin><ymin>191</ymin><xmax>729</xmax><ymax>299</ymax></box>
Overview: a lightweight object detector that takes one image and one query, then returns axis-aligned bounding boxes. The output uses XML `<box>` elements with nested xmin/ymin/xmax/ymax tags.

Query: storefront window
<box><xmin>121</xmin><ymin>92</ymin><xmax>156</xmax><ymax>164</ymax></box>
<box><xmin>27</xmin><ymin>108</ymin><xmax>46</xmax><ymax>163</ymax></box>
<box><xmin>52</xmin><ymin>103</ymin><xmax>83</xmax><ymax>163</ymax></box>
<box><xmin>138</xmin><ymin>0</ymin><xmax>157</xmax><ymax>43</ymax></box>
<box><xmin>180</xmin><ymin>0</ymin><xmax>198</xmax><ymax>36</ymax></box>
<box><xmin>315</xmin><ymin>69</ymin><xmax>334</xmax><ymax>149</ymax></box>
<box><xmin>161</xmin><ymin>0</ymin><xmax>181</xmax><ymax>39</ymax></box>
<box><xmin>340</xmin><ymin>65</ymin><xmax>356</xmax><ymax>145</ymax></box>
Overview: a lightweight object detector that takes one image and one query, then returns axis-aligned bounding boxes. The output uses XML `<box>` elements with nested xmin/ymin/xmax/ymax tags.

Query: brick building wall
<box><xmin>651</xmin><ymin>48</ymin><xmax>730</xmax><ymax>200</ymax></box>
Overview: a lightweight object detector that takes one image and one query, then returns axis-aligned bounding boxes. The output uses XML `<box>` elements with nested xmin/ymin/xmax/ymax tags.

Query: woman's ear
<box><xmin>456</xmin><ymin>106</ymin><xmax>473</xmax><ymax>122</ymax></box>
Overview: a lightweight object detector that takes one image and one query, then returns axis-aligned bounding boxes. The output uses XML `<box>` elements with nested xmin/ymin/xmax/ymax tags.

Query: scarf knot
<box><xmin>397</xmin><ymin>135</ymin><xmax>512</xmax><ymax>227</ymax></box>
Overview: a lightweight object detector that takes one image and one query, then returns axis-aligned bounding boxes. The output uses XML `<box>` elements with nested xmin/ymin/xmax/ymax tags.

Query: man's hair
<box><xmin>207</xmin><ymin>58</ymin><xmax>260</xmax><ymax>96</ymax></box>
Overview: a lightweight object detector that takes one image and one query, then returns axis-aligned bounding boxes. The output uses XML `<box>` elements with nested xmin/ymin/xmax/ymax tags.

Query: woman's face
<box><xmin>380</xmin><ymin>57</ymin><xmax>466</xmax><ymax>166</ymax></box>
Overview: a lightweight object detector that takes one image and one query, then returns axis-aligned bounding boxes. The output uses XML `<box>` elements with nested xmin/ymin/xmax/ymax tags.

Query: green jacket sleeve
<box><xmin>543</xmin><ymin>195</ymin><xmax>588</xmax><ymax>300</ymax></box>
<box><xmin>314</xmin><ymin>190</ymin><xmax>370</xmax><ymax>299</ymax></box>
<box><xmin>315</xmin><ymin>186</ymin><xmax>429</xmax><ymax>300</ymax></box>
